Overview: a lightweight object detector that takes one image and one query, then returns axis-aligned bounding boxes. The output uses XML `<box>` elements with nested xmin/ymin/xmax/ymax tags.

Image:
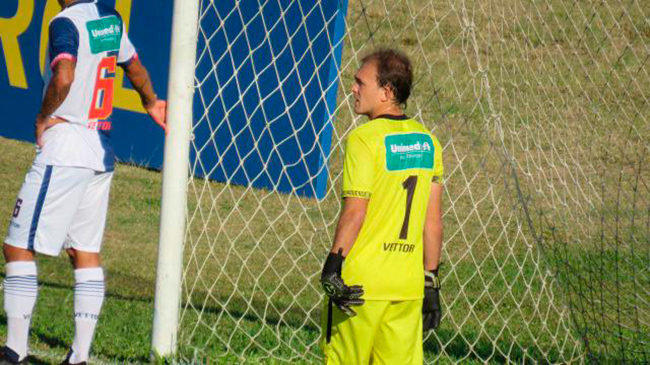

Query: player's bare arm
<box><xmin>321</xmin><ymin>197</ymin><xmax>368</xmax><ymax>316</ymax></box>
<box><xmin>123</xmin><ymin>58</ymin><xmax>167</xmax><ymax>132</ymax></box>
<box><xmin>423</xmin><ymin>181</ymin><xmax>444</xmax><ymax>331</ymax></box>
<box><xmin>330</xmin><ymin>197</ymin><xmax>368</xmax><ymax>255</ymax></box>
<box><xmin>35</xmin><ymin>58</ymin><xmax>75</xmax><ymax>147</ymax></box>
<box><xmin>424</xmin><ymin>182</ymin><xmax>443</xmax><ymax>271</ymax></box>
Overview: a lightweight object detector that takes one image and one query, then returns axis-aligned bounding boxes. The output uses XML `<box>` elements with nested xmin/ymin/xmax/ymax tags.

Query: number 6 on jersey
<box><xmin>88</xmin><ymin>56</ymin><xmax>117</xmax><ymax>120</ymax></box>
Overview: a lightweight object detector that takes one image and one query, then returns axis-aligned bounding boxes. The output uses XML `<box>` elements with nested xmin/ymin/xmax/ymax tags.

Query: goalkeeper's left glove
<box><xmin>321</xmin><ymin>249</ymin><xmax>364</xmax><ymax>316</ymax></box>
<box><xmin>423</xmin><ymin>269</ymin><xmax>442</xmax><ymax>331</ymax></box>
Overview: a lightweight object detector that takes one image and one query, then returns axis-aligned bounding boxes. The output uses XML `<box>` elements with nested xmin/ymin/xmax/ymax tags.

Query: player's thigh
<box><xmin>371</xmin><ymin>300</ymin><xmax>423</xmax><ymax>365</ymax></box>
<box><xmin>64</xmin><ymin>170</ymin><xmax>113</xmax><ymax>253</ymax></box>
<box><xmin>322</xmin><ymin>300</ymin><xmax>389</xmax><ymax>365</ymax></box>
<box><xmin>5</xmin><ymin>164</ymin><xmax>94</xmax><ymax>256</ymax></box>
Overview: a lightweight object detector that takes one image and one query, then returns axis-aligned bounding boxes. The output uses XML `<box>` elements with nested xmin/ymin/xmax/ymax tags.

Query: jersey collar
<box><xmin>68</xmin><ymin>0</ymin><xmax>95</xmax><ymax>8</ymax></box>
<box><xmin>373</xmin><ymin>114</ymin><xmax>409</xmax><ymax>121</ymax></box>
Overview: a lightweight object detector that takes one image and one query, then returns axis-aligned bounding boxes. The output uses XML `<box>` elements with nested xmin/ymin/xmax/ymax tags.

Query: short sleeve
<box><xmin>342</xmin><ymin>131</ymin><xmax>375</xmax><ymax>199</ymax></box>
<box><xmin>431</xmin><ymin>134</ymin><xmax>444</xmax><ymax>184</ymax></box>
<box><xmin>117</xmin><ymin>22</ymin><xmax>137</xmax><ymax>66</ymax></box>
<box><xmin>49</xmin><ymin>17</ymin><xmax>79</xmax><ymax>69</ymax></box>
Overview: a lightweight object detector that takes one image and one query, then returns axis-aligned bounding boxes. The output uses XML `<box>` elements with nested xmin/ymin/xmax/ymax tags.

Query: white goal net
<box><xmin>173</xmin><ymin>0</ymin><xmax>649</xmax><ymax>363</ymax></box>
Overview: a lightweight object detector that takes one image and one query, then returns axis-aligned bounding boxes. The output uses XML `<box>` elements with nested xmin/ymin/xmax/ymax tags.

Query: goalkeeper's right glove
<box><xmin>321</xmin><ymin>249</ymin><xmax>365</xmax><ymax>316</ymax></box>
<box><xmin>423</xmin><ymin>269</ymin><xmax>442</xmax><ymax>331</ymax></box>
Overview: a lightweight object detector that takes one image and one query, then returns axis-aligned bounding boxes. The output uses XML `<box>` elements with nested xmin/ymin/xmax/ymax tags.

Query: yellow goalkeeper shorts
<box><xmin>321</xmin><ymin>299</ymin><xmax>423</xmax><ymax>365</ymax></box>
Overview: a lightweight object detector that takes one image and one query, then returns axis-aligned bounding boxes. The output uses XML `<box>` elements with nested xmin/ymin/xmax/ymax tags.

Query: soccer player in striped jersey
<box><xmin>321</xmin><ymin>49</ymin><xmax>444</xmax><ymax>364</ymax></box>
<box><xmin>1</xmin><ymin>1</ymin><xmax>166</xmax><ymax>364</ymax></box>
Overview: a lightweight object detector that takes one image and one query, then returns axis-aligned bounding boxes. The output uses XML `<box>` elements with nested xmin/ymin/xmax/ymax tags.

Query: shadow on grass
<box><xmin>181</xmin><ymin>294</ymin><xmax>572</xmax><ymax>363</ymax></box>
<box><xmin>180</xmin><ymin>293</ymin><xmax>321</xmax><ymax>334</ymax></box>
<box><xmin>425</xmin><ymin>327</ymin><xmax>564</xmax><ymax>364</ymax></box>
<box><xmin>0</xmin><ymin>306</ymin><xmax>151</xmax><ymax>365</ymax></box>
<box><xmin>0</xmin><ymin>313</ymin><xmax>67</xmax><ymax>364</ymax></box>
<box><xmin>0</xmin><ymin>275</ymin><xmax>154</xmax><ymax>364</ymax></box>
<box><xmin>0</xmin><ymin>273</ymin><xmax>155</xmax><ymax>304</ymax></box>
<box><xmin>25</xmin><ymin>355</ymin><xmax>52</xmax><ymax>365</ymax></box>
<box><xmin>0</xmin><ymin>277</ymin><xmax>587</xmax><ymax>363</ymax></box>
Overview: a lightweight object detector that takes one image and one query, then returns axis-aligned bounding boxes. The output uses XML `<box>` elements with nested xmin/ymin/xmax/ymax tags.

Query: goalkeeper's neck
<box><xmin>367</xmin><ymin>104</ymin><xmax>404</xmax><ymax>120</ymax></box>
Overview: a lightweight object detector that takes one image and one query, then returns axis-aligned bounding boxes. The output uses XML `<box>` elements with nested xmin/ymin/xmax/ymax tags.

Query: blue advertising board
<box><xmin>193</xmin><ymin>0</ymin><xmax>348</xmax><ymax>198</ymax></box>
<box><xmin>0</xmin><ymin>0</ymin><xmax>173</xmax><ymax>167</ymax></box>
<box><xmin>0</xmin><ymin>0</ymin><xmax>347</xmax><ymax>199</ymax></box>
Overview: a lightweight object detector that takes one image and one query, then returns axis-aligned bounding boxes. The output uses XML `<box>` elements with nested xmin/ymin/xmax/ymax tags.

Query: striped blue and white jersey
<box><xmin>37</xmin><ymin>0</ymin><xmax>137</xmax><ymax>172</ymax></box>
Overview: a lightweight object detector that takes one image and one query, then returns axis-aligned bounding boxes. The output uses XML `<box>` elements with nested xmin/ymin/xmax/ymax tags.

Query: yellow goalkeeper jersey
<box><xmin>341</xmin><ymin>114</ymin><xmax>443</xmax><ymax>300</ymax></box>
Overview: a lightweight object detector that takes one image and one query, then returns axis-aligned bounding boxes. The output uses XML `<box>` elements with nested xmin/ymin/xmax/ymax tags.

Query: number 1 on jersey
<box><xmin>400</xmin><ymin>175</ymin><xmax>418</xmax><ymax>239</ymax></box>
<box><xmin>88</xmin><ymin>56</ymin><xmax>117</xmax><ymax>120</ymax></box>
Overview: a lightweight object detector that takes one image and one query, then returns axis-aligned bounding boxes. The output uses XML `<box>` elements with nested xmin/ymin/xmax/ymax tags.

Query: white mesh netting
<box><xmin>176</xmin><ymin>0</ymin><xmax>649</xmax><ymax>363</ymax></box>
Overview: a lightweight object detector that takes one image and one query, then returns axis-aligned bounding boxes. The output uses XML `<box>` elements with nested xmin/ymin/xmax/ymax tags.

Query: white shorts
<box><xmin>5</xmin><ymin>163</ymin><xmax>113</xmax><ymax>256</ymax></box>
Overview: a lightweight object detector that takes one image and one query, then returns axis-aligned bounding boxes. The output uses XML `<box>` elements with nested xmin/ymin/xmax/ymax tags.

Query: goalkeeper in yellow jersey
<box><xmin>320</xmin><ymin>49</ymin><xmax>444</xmax><ymax>364</ymax></box>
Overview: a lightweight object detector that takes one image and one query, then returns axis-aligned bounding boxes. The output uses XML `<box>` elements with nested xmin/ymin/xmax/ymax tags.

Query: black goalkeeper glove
<box><xmin>423</xmin><ymin>269</ymin><xmax>441</xmax><ymax>331</ymax></box>
<box><xmin>321</xmin><ymin>249</ymin><xmax>364</xmax><ymax>317</ymax></box>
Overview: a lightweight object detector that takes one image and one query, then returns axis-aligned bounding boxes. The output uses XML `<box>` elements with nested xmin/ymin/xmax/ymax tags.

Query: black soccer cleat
<box><xmin>59</xmin><ymin>360</ymin><xmax>87</xmax><ymax>365</ymax></box>
<box><xmin>0</xmin><ymin>346</ymin><xmax>27</xmax><ymax>365</ymax></box>
<box><xmin>59</xmin><ymin>350</ymin><xmax>87</xmax><ymax>365</ymax></box>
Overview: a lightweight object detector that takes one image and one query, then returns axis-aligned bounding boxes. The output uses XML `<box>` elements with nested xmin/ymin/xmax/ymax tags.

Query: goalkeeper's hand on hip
<box><xmin>321</xmin><ymin>249</ymin><xmax>364</xmax><ymax>317</ymax></box>
<box><xmin>423</xmin><ymin>269</ymin><xmax>442</xmax><ymax>331</ymax></box>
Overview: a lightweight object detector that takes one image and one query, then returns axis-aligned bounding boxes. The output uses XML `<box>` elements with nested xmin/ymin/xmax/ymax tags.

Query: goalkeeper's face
<box><xmin>351</xmin><ymin>61</ymin><xmax>387</xmax><ymax>117</ymax></box>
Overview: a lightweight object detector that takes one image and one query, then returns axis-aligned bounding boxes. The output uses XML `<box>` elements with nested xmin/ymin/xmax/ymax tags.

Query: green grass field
<box><xmin>0</xmin><ymin>0</ymin><xmax>648</xmax><ymax>363</ymax></box>
<box><xmin>0</xmin><ymin>137</ymin><xmax>161</xmax><ymax>363</ymax></box>
<box><xmin>0</xmin><ymin>137</ymin><xmax>583</xmax><ymax>363</ymax></box>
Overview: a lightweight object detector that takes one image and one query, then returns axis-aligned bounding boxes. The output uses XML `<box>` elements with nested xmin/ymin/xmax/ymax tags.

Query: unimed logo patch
<box><xmin>384</xmin><ymin>133</ymin><xmax>434</xmax><ymax>171</ymax></box>
<box><xmin>86</xmin><ymin>16</ymin><xmax>122</xmax><ymax>54</ymax></box>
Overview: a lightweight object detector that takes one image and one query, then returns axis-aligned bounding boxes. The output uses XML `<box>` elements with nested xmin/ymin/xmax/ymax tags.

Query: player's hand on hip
<box><xmin>321</xmin><ymin>249</ymin><xmax>364</xmax><ymax>317</ymax></box>
<box><xmin>35</xmin><ymin>114</ymin><xmax>47</xmax><ymax>148</ymax></box>
<box><xmin>423</xmin><ymin>269</ymin><xmax>442</xmax><ymax>331</ymax></box>
<box><xmin>146</xmin><ymin>99</ymin><xmax>168</xmax><ymax>134</ymax></box>
<box><xmin>35</xmin><ymin>114</ymin><xmax>64</xmax><ymax>148</ymax></box>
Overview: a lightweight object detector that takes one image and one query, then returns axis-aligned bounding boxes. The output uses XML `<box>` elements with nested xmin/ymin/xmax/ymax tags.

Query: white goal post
<box><xmin>151</xmin><ymin>0</ymin><xmax>200</xmax><ymax>357</ymax></box>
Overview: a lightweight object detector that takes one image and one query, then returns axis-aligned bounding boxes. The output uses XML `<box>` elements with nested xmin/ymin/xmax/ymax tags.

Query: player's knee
<box><xmin>3</xmin><ymin>243</ymin><xmax>35</xmax><ymax>262</ymax></box>
<box><xmin>66</xmin><ymin>248</ymin><xmax>77</xmax><ymax>266</ymax></box>
<box><xmin>66</xmin><ymin>248</ymin><xmax>101</xmax><ymax>269</ymax></box>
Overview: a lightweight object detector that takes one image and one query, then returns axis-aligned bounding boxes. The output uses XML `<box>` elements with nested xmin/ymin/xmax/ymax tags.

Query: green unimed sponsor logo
<box><xmin>86</xmin><ymin>16</ymin><xmax>122</xmax><ymax>54</ymax></box>
<box><xmin>385</xmin><ymin>133</ymin><xmax>434</xmax><ymax>171</ymax></box>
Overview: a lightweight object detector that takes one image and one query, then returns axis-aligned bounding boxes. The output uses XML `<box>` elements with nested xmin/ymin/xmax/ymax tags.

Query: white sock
<box><xmin>68</xmin><ymin>267</ymin><xmax>105</xmax><ymax>364</ymax></box>
<box><xmin>4</xmin><ymin>261</ymin><xmax>38</xmax><ymax>361</ymax></box>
